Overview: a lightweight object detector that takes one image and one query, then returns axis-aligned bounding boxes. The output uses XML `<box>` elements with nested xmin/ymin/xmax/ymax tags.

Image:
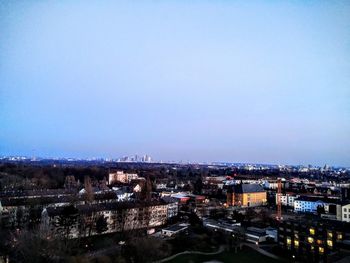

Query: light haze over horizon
<box><xmin>1</xmin><ymin>1</ymin><xmax>350</xmax><ymax>166</ymax></box>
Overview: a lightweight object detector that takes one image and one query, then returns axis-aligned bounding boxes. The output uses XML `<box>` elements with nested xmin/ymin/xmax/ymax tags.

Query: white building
<box><xmin>342</xmin><ymin>204</ymin><xmax>350</xmax><ymax>222</ymax></box>
<box><xmin>155</xmin><ymin>182</ymin><xmax>167</xmax><ymax>190</ymax></box>
<box><xmin>275</xmin><ymin>193</ymin><xmax>299</xmax><ymax>207</ymax></box>
<box><xmin>108</xmin><ymin>171</ymin><xmax>139</xmax><ymax>184</ymax></box>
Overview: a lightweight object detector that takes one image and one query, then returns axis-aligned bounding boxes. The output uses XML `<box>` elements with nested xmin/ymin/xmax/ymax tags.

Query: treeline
<box><xmin>0</xmin><ymin>163</ymin><xmax>108</xmax><ymax>190</ymax></box>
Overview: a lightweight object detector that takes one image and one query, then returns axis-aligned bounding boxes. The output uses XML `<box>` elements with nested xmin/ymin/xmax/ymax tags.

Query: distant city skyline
<box><xmin>1</xmin><ymin>154</ymin><xmax>348</xmax><ymax>169</ymax></box>
<box><xmin>1</xmin><ymin>1</ymin><xmax>350</xmax><ymax>166</ymax></box>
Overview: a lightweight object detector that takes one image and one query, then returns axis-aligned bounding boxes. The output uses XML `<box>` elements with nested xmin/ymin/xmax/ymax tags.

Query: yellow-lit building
<box><xmin>227</xmin><ymin>184</ymin><xmax>267</xmax><ymax>206</ymax></box>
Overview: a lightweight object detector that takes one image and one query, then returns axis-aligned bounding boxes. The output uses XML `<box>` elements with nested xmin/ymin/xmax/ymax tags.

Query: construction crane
<box><xmin>276</xmin><ymin>178</ymin><xmax>282</xmax><ymax>220</ymax></box>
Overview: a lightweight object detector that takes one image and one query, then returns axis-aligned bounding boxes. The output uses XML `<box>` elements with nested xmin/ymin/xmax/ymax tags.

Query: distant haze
<box><xmin>1</xmin><ymin>1</ymin><xmax>349</xmax><ymax>166</ymax></box>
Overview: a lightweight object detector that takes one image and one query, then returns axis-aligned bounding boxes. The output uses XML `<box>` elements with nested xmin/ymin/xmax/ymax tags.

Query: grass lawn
<box><xmin>167</xmin><ymin>247</ymin><xmax>281</xmax><ymax>263</ymax></box>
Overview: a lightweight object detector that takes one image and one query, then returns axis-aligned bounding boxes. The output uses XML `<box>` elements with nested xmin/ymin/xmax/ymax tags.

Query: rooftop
<box><xmin>229</xmin><ymin>184</ymin><xmax>265</xmax><ymax>194</ymax></box>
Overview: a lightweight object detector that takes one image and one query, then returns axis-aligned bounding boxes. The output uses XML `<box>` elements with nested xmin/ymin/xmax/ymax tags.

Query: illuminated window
<box><xmin>319</xmin><ymin>247</ymin><xmax>324</xmax><ymax>254</ymax></box>
<box><xmin>287</xmin><ymin>237</ymin><xmax>291</xmax><ymax>245</ymax></box>
<box><xmin>337</xmin><ymin>233</ymin><xmax>343</xmax><ymax>240</ymax></box>
<box><xmin>310</xmin><ymin>228</ymin><xmax>315</xmax><ymax>235</ymax></box>
<box><xmin>294</xmin><ymin>240</ymin><xmax>299</xmax><ymax>248</ymax></box>
<box><xmin>311</xmin><ymin>246</ymin><xmax>315</xmax><ymax>250</ymax></box>
<box><xmin>327</xmin><ymin>240</ymin><xmax>333</xmax><ymax>247</ymax></box>
<box><xmin>317</xmin><ymin>240</ymin><xmax>323</xmax><ymax>245</ymax></box>
<box><xmin>308</xmin><ymin>237</ymin><xmax>314</xmax><ymax>244</ymax></box>
<box><xmin>327</xmin><ymin>231</ymin><xmax>333</xmax><ymax>238</ymax></box>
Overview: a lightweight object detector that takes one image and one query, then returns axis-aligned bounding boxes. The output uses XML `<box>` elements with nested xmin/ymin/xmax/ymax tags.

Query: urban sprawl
<box><xmin>1</xmin><ymin>157</ymin><xmax>350</xmax><ymax>262</ymax></box>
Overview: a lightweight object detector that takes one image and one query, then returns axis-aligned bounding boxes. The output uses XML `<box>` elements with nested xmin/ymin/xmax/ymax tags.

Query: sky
<box><xmin>0</xmin><ymin>1</ymin><xmax>349</xmax><ymax>166</ymax></box>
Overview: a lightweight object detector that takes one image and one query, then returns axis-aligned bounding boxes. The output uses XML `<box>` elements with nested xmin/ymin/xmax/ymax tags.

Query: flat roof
<box><xmin>162</xmin><ymin>224</ymin><xmax>188</xmax><ymax>232</ymax></box>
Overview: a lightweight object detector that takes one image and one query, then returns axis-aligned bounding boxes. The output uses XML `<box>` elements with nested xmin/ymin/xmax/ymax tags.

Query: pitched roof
<box><xmin>232</xmin><ymin>184</ymin><xmax>265</xmax><ymax>194</ymax></box>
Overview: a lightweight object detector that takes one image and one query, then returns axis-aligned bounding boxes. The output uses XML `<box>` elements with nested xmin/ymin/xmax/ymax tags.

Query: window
<box><xmin>319</xmin><ymin>247</ymin><xmax>324</xmax><ymax>254</ymax></box>
<box><xmin>337</xmin><ymin>233</ymin><xmax>343</xmax><ymax>240</ymax></box>
<box><xmin>308</xmin><ymin>237</ymin><xmax>314</xmax><ymax>244</ymax></box>
<box><xmin>287</xmin><ymin>237</ymin><xmax>291</xmax><ymax>245</ymax></box>
<box><xmin>294</xmin><ymin>240</ymin><xmax>299</xmax><ymax>248</ymax></box>
<box><xmin>310</xmin><ymin>228</ymin><xmax>315</xmax><ymax>235</ymax></box>
<box><xmin>344</xmin><ymin>214</ymin><xmax>348</xmax><ymax>218</ymax></box>
<box><xmin>327</xmin><ymin>231</ymin><xmax>333</xmax><ymax>238</ymax></box>
<box><xmin>344</xmin><ymin>208</ymin><xmax>347</xmax><ymax>212</ymax></box>
<box><xmin>327</xmin><ymin>240</ymin><xmax>333</xmax><ymax>247</ymax></box>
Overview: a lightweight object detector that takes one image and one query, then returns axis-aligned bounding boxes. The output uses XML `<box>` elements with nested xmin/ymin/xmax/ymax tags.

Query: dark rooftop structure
<box><xmin>295</xmin><ymin>195</ymin><xmax>342</xmax><ymax>204</ymax></box>
<box><xmin>229</xmin><ymin>184</ymin><xmax>265</xmax><ymax>194</ymax></box>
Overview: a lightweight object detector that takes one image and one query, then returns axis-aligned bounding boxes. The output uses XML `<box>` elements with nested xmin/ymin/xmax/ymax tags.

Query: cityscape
<box><xmin>1</xmin><ymin>1</ymin><xmax>350</xmax><ymax>263</ymax></box>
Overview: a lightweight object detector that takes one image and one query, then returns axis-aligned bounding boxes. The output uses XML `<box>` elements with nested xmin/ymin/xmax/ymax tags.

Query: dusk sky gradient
<box><xmin>1</xmin><ymin>1</ymin><xmax>349</xmax><ymax>166</ymax></box>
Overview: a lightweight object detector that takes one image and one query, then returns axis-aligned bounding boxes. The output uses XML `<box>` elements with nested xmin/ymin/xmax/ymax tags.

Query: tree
<box><xmin>193</xmin><ymin>177</ymin><xmax>203</xmax><ymax>194</ymax></box>
<box><xmin>54</xmin><ymin>205</ymin><xmax>79</xmax><ymax>242</ymax></box>
<box><xmin>84</xmin><ymin>176</ymin><xmax>94</xmax><ymax>203</ymax></box>
<box><xmin>95</xmin><ymin>215</ymin><xmax>108</xmax><ymax>234</ymax></box>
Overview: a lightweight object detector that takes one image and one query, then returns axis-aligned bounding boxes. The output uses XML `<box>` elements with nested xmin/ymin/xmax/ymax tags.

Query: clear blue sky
<box><xmin>1</xmin><ymin>1</ymin><xmax>349</xmax><ymax>166</ymax></box>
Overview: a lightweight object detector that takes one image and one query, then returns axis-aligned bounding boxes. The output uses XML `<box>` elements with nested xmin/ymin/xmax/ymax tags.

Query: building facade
<box><xmin>108</xmin><ymin>171</ymin><xmax>139</xmax><ymax>184</ymax></box>
<box><xmin>278</xmin><ymin>219</ymin><xmax>345</xmax><ymax>262</ymax></box>
<box><xmin>42</xmin><ymin>200</ymin><xmax>177</xmax><ymax>238</ymax></box>
<box><xmin>227</xmin><ymin>184</ymin><xmax>266</xmax><ymax>207</ymax></box>
<box><xmin>342</xmin><ymin>204</ymin><xmax>350</xmax><ymax>222</ymax></box>
<box><xmin>275</xmin><ymin>193</ymin><xmax>299</xmax><ymax>207</ymax></box>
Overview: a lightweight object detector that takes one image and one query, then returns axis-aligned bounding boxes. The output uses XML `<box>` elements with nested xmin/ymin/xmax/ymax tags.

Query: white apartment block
<box><xmin>275</xmin><ymin>193</ymin><xmax>299</xmax><ymax>207</ymax></box>
<box><xmin>108</xmin><ymin>171</ymin><xmax>139</xmax><ymax>184</ymax></box>
<box><xmin>342</xmin><ymin>204</ymin><xmax>350</xmax><ymax>222</ymax></box>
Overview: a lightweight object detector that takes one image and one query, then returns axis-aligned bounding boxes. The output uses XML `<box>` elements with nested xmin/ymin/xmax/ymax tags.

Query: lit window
<box><xmin>327</xmin><ymin>240</ymin><xmax>333</xmax><ymax>247</ymax></box>
<box><xmin>308</xmin><ymin>237</ymin><xmax>314</xmax><ymax>244</ymax></box>
<box><xmin>337</xmin><ymin>233</ymin><xmax>343</xmax><ymax>240</ymax></box>
<box><xmin>317</xmin><ymin>240</ymin><xmax>322</xmax><ymax>245</ymax></box>
<box><xmin>311</xmin><ymin>246</ymin><xmax>315</xmax><ymax>250</ymax></box>
<box><xmin>310</xmin><ymin>228</ymin><xmax>315</xmax><ymax>235</ymax></box>
<box><xmin>319</xmin><ymin>247</ymin><xmax>324</xmax><ymax>254</ymax></box>
<box><xmin>287</xmin><ymin>237</ymin><xmax>291</xmax><ymax>245</ymax></box>
<box><xmin>327</xmin><ymin>231</ymin><xmax>333</xmax><ymax>238</ymax></box>
<box><xmin>294</xmin><ymin>240</ymin><xmax>299</xmax><ymax>248</ymax></box>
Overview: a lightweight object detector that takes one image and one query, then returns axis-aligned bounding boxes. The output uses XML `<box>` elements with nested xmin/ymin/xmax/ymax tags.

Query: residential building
<box><xmin>278</xmin><ymin>219</ymin><xmax>346</xmax><ymax>262</ymax></box>
<box><xmin>275</xmin><ymin>193</ymin><xmax>300</xmax><ymax>207</ymax></box>
<box><xmin>294</xmin><ymin>196</ymin><xmax>340</xmax><ymax>214</ymax></box>
<box><xmin>342</xmin><ymin>204</ymin><xmax>350</xmax><ymax>222</ymax></box>
<box><xmin>42</xmin><ymin>199</ymin><xmax>178</xmax><ymax>238</ymax></box>
<box><xmin>108</xmin><ymin>171</ymin><xmax>139</xmax><ymax>185</ymax></box>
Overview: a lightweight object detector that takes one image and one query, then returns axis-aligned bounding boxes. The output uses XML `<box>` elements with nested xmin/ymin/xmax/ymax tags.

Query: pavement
<box><xmin>154</xmin><ymin>245</ymin><xmax>225</xmax><ymax>263</ymax></box>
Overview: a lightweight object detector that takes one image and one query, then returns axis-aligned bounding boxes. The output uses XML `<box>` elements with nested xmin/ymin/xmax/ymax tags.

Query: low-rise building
<box><xmin>245</xmin><ymin>227</ymin><xmax>269</xmax><ymax>244</ymax></box>
<box><xmin>161</xmin><ymin>223</ymin><xmax>189</xmax><ymax>237</ymax></box>
<box><xmin>203</xmin><ymin>219</ymin><xmax>241</xmax><ymax>233</ymax></box>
